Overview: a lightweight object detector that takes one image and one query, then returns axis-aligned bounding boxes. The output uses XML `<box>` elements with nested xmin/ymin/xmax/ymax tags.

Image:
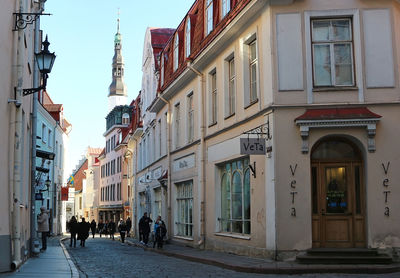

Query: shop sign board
<box><xmin>240</xmin><ymin>138</ymin><xmax>266</xmax><ymax>155</ymax></box>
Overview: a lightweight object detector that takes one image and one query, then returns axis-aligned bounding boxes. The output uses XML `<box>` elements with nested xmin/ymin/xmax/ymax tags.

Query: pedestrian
<box><xmin>90</xmin><ymin>219</ymin><xmax>96</xmax><ymax>238</ymax></box>
<box><xmin>77</xmin><ymin>217</ymin><xmax>90</xmax><ymax>247</ymax></box>
<box><xmin>139</xmin><ymin>212</ymin><xmax>152</xmax><ymax>246</ymax></box>
<box><xmin>118</xmin><ymin>219</ymin><xmax>127</xmax><ymax>243</ymax></box>
<box><xmin>104</xmin><ymin>220</ymin><xmax>109</xmax><ymax>236</ymax></box>
<box><xmin>98</xmin><ymin>219</ymin><xmax>104</xmax><ymax>238</ymax></box>
<box><xmin>126</xmin><ymin>217</ymin><xmax>132</xmax><ymax>237</ymax></box>
<box><xmin>153</xmin><ymin>216</ymin><xmax>167</xmax><ymax>249</ymax></box>
<box><xmin>109</xmin><ymin>219</ymin><xmax>116</xmax><ymax>240</ymax></box>
<box><xmin>37</xmin><ymin>207</ymin><xmax>49</xmax><ymax>252</ymax></box>
<box><xmin>68</xmin><ymin>216</ymin><xmax>78</xmax><ymax>247</ymax></box>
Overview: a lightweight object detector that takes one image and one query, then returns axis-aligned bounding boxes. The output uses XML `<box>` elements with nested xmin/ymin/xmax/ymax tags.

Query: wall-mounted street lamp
<box><xmin>20</xmin><ymin>36</ymin><xmax>56</xmax><ymax>96</ymax></box>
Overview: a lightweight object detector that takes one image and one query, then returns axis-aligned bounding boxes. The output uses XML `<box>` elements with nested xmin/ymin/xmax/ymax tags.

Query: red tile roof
<box><xmin>87</xmin><ymin>147</ymin><xmax>103</xmax><ymax>155</ymax></box>
<box><xmin>150</xmin><ymin>28</ymin><xmax>175</xmax><ymax>71</ymax></box>
<box><xmin>44</xmin><ymin>104</ymin><xmax>63</xmax><ymax>112</ymax></box>
<box><xmin>295</xmin><ymin>107</ymin><xmax>382</xmax><ymax>121</ymax></box>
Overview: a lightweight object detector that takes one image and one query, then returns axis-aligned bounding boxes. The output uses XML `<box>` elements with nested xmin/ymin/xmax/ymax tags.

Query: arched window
<box><xmin>160</xmin><ymin>54</ymin><xmax>164</xmax><ymax>86</ymax></box>
<box><xmin>219</xmin><ymin>157</ymin><xmax>250</xmax><ymax>235</ymax></box>
<box><xmin>206</xmin><ymin>0</ymin><xmax>213</xmax><ymax>35</ymax></box>
<box><xmin>185</xmin><ymin>17</ymin><xmax>191</xmax><ymax>58</ymax></box>
<box><xmin>173</xmin><ymin>33</ymin><xmax>179</xmax><ymax>71</ymax></box>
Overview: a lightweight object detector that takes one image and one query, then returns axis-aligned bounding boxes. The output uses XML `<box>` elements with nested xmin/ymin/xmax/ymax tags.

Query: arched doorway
<box><xmin>311</xmin><ymin>137</ymin><xmax>365</xmax><ymax>248</ymax></box>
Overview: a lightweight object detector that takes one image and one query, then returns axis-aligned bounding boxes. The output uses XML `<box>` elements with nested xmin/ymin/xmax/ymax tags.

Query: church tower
<box><xmin>108</xmin><ymin>15</ymin><xmax>127</xmax><ymax>112</ymax></box>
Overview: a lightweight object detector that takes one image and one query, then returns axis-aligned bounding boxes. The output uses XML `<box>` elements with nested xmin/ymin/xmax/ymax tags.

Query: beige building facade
<box><xmin>133</xmin><ymin>0</ymin><xmax>400</xmax><ymax>260</ymax></box>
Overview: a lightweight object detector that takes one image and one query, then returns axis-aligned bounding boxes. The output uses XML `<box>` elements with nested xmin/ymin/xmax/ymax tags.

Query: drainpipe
<box><xmin>186</xmin><ymin>62</ymin><xmax>206</xmax><ymax>248</ymax></box>
<box><xmin>158</xmin><ymin>95</ymin><xmax>172</xmax><ymax>240</ymax></box>
<box><xmin>11</xmin><ymin>0</ymin><xmax>27</xmax><ymax>270</ymax></box>
<box><xmin>51</xmin><ymin>121</ymin><xmax>58</xmax><ymax>235</ymax></box>
<box><xmin>30</xmin><ymin>0</ymin><xmax>45</xmax><ymax>256</ymax></box>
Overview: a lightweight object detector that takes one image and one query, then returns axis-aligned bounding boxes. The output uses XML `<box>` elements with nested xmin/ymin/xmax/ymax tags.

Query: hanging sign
<box><xmin>240</xmin><ymin>138</ymin><xmax>266</xmax><ymax>155</ymax></box>
<box><xmin>61</xmin><ymin>187</ymin><xmax>69</xmax><ymax>201</ymax></box>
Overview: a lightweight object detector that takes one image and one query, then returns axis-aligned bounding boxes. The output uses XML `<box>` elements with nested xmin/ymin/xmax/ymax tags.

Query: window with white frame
<box><xmin>48</xmin><ymin>129</ymin><xmax>52</xmax><ymax>147</ymax></box>
<box><xmin>206</xmin><ymin>0</ymin><xmax>213</xmax><ymax>35</ymax></box>
<box><xmin>311</xmin><ymin>18</ymin><xmax>354</xmax><ymax>87</ymax></box>
<box><xmin>227</xmin><ymin>57</ymin><xmax>235</xmax><ymax>116</ymax></box>
<box><xmin>139</xmin><ymin>192</ymin><xmax>146</xmax><ymax>217</ymax></box>
<box><xmin>222</xmin><ymin>0</ymin><xmax>230</xmax><ymax>18</ymax></box>
<box><xmin>176</xmin><ymin>180</ymin><xmax>193</xmax><ymax>237</ymax></box>
<box><xmin>187</xmin><ymin>93</ymin><xmax>194</xmax><ymax>143</ymax></box>
<box><xmin>160</xmin><ymin>55</ymin><xmax>164</xmax><ymax>86</ymax></box>
<box><xmin>174</xmin><ymin>33</ymin><xmax>179</xmax><ymax>72</ymax></box>
<box><xmin>41</xmin><ymin>124</ymin><xmax>46</xmax><ymax>143</ymax></box>
<box><xmin>175</xmin><ymin>103</ymin><xmax>181</xmax><ymax>149</ymax></box>
<box><xmin>122</xmin><ymin>113</ymin><xmax>130</xmax><ymax>125</ymax></box>
<box><xmin>249</xmin><ymin>39</ymin><xmax>258</xmax><ymax>104</ymax></box>
<box><xmin>154</xmin><ymin>188</ymin><xmax>162</xmax><ymax>219</ymax></box>
<box><xmin>219</xmin><ymin>157</ymin><xmax>251</xmax><ymax>235</ymax></box>
<box><xmin>186</xmin><ymin>18</ymin><xmax>191</xmax><ymax>57</ymax></box>
<box><xmin>158</xmin><ymin>119</ymin><xmax>162</xmax><ymax>158</ymax></box>
<box><xmin>152</xmin><ymin>126</ymin><xmax>156</xmax><ymax>162</ymax></box>
<box><xmin>210</xmin><ymin>70</ymin><xmax>217</xmax><ymax>125</ymax></box>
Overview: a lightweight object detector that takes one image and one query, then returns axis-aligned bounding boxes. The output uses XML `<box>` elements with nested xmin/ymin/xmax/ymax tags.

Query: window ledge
<box><xmin>224</xmin><ymin>113</ymin><xmax>235</xmax><ymax>120</ymax></box>
<box><xmin>173</xmin><ymin>235</ymin><xmax>194</xmax><ymax>241</ymax></box>
<box><xmin>313</xmin><ymin>87</ymin><xmax>358</xmax><ymax>92</ymax></box>
<box><xmin>214</xmin><ymin>232</ymin><xmax>251</xmax><ymax>240</ymax></box>
<box><xmin>244</xmin><ymin>99</ymin><xmax>258</xmax><ymax>109</ymax></box>
<box><xmin>208</xmin><ymin>122</ymin><xmax>217</xmax><ymax>128</ymax></box>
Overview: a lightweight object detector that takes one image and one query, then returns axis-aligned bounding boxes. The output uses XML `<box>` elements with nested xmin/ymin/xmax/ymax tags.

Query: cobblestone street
<box><xmin>65</xmin><ymin>237</ymin><xmax>399</xmax><ymax>278</ymax></box>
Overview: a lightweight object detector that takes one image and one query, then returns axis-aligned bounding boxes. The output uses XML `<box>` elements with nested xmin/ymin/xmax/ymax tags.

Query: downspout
<box><xmin>158</xmin><ymin>95</ymin><xmax>171</xmax><ymax>240</ymax></box>
<box><xmin>186</xmin><ymin>62</ymin><xmax>206</xmax><ymax>248</ymax></box>
<box><xmin>30</xmin><ymin>0</ymin><xmax>44</xmax><ymax>257</ymax></box>
<box><xmin>51</xmin><ymin>121</ymin><xmax>58</xmax><ymax>235</ymax></box>
<box><xmin>11</xmin><ymin>0</ymin><xmax>27</xmax><ymax>270</ymax></box>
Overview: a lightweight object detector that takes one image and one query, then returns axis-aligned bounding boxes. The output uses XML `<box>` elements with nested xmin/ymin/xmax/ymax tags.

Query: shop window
<box><xmin>219</xmin><ymin>157</ymin><xmax>250</xmax><ymax>235</ymax></box>
<box><xmin>176</xmin><ymin>180</ymin><xmax>193</xmax><ymax>237</ymax></box>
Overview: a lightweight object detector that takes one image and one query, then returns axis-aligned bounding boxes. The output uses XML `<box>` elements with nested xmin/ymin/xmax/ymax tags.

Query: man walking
<box><xmin>37</xmin><ymin>207</ymin><xmax>49</xmax><ymax>252</ymax></box>
<box><xmin>126</xmin><ymin>217</ymin><xmax>132</xmax><ymax>237</ymax></box>
<box><xmin>139</xmin><ymin>212</ymin><xmax>152</xmax><ymax>246</ymax></box>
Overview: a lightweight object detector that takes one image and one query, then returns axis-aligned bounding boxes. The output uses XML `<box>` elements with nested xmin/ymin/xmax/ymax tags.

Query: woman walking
<box><xmin>68</xmin><ymin>216</ymin><xmax>78</xmax><ymax>247</ymax></box>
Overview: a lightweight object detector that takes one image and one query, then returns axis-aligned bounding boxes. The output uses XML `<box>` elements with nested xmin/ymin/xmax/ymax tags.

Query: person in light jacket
<box><xmin>37</xmin><ymin>207</ymin><xmax>49</xmax><ymax>252</ymax></box>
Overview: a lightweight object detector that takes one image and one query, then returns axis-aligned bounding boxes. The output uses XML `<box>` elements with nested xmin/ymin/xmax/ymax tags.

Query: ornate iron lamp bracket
<box><xmin>13</xmin><ymin>12</ymin><xmax>51</xmax><ymax>31</ymax></box>
<box><xmin>243</xmin><ymin>121</ymin><xmax>272</xmax><ymax>140</ymax></box>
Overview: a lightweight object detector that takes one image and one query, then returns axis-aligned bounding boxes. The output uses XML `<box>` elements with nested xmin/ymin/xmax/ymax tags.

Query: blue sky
<box><xmin>41</xmin><ymin>0</ymin><xmax>194</xmax><ymax>177</ymax></box>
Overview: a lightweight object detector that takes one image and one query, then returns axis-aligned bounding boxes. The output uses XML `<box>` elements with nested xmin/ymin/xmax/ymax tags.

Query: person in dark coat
<box><xmin>118</xmin><ymin>219</ymin><xmax>127</xmax><ymax>243</ymax></box>
<box><xmin>153</xmin><ymin>216</ymin><xmax>167</xmax><ymax>249</ymax></box>
<box><xmin>90</xmin><ymin>219</ymin><xmax>96</xmax><ymax>238</ymax></box>
<box><xmin>139</xmin><ymin>212</ymin><xmax>152</xmax><ymax>245</ymax></box>
<box><xmin>77</xmin><ymin>217</ymin><xmax>90</xmax><ymax>247</ymax></box>
<box><xmin>126</xmin><ymin>217</ymin><xmax>132</xmax><ymax>237</ymax></box>
<box><xmin>68</xmin><ymin>216</ymin><xmax>79</xmax><ymax>247</ymax></box>
<box><xmin>108</xmin><ymin>219</ymin><xmax>116</xmax><ymax>240</ymax></box>
<box><xmin>98</xmin><ymin>219</ymin><xmax>104</xmax><ymax>238</ymax></box>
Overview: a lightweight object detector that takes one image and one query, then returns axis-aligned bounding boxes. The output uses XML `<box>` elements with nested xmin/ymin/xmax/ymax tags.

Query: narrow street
<box><xmin>65</xmin><ymin>237</ymin><xmax>399</xmax><ymax>278</ymax></box>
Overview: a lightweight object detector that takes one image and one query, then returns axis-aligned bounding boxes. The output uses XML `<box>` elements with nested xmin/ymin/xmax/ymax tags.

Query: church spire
<box><xmin>108</xmin><ymin>10</ymin><xmax>127</xmax><ymax>111</ymax></box>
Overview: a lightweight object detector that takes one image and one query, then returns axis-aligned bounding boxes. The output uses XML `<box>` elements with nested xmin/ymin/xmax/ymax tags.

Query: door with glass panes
<box><xmin>311</xmin><ymin>139</ymin><xmax>365</xmax><ymax>248</ymax></box>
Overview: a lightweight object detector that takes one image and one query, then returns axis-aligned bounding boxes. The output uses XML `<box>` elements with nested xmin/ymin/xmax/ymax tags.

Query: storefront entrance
<box><xmin>311</xmin><ymin>138</ymin><xmax>366</xmax><ymax>248</ymax></box>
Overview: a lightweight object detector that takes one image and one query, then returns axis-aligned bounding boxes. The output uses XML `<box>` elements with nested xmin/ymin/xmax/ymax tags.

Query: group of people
<box><xmin>139</xmin><ymin>213</ymin><xmax>167</xmax><ymax>249</ymax></box>
<box><xmin>67</xmin><ymin>216</ymin><xmax>132</xmax><ymax>246</ymax></box>
<box><xmin>65</xmin><ymin>213</ymin><xmax>167</xmax><ymax>249</ymax></box>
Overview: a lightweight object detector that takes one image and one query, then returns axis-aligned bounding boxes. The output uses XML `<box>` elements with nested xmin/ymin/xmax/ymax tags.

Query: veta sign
<box><xmin>240</xmin><ymin>138</ymin><xmax>266</xmax><ymax>155</ymax></box>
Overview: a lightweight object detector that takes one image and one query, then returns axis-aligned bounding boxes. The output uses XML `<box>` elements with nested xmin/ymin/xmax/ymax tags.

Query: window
<box><xmin>249</xmin><ymin>39</ymin><xmax>258</xmax><ymax>103</ymax></box>
<box><xmin>48</xmin><ymin>129</ymin><xmax>52</xmax><ymax>147</ymax></box>
<box><xmin>55</xmin><ymin>141</ymin><xmax>58</xmax><ymax>166</ymax></box>
<box><xmin>59</xmin><ymin>145</ymin><xmax>62</xmax><ymax>167</ymax></box>
<box><xmin>187</xmin><ymin>93</ymin><xmax>194</xmax><ymax>143</ymax></box>
<box><xmin>219</xmin><ymin>157</ymin><xmax>251</xmax><ymax>235</ymax></box>
<box><xmin>185</xmin><ymin>18</ymin><xmax>191</xmax><ymax>57</ymax></box>
<box><xmin>160</xmin><ymin>55</ymin><xmax>164</xmax><ymax>86</ymax></box>
<box><xmin>206</xmin><ymin>0</ymin><xmax>213</xmax><ymax>35</ymax></box>
<box><xmin>122</xmin><ymin>113</ymin><xmax>130</xmax><ymax>125</ymax></box>
<box><xmin>176</xmin><ymin>180</ymin><xmax>193</xmax><ymax>237</ymax></box>
<box><xmin>210</xmin><ymin>71</ymin><xmax>217</xmax><ymax>125</ymax></box>
<box><xmin>152</xmin><ymin>126</ymin><xmax>156</xmax><ymax>162</ymax></box>
<box><xmin>175</xmin><ymin>103</ymin><xmax>180</xmax><ymax>149</ymax></box>
<box><xmin>311</xmin><ymin>18</ymin><xmax>354</xmax><ymax>87</ymax></box>
<box><xmin>174</xmin><ymin>33</ymin><xmax>179</xmax><ymax>72</ymax></box>
<box><xmin>158</xmin><ymin>119</ymin><xmax>162</xmax><ymax>158</ymax></box>
<box><xmin>154</xmin><ymin>188</ymin><xmax>162</xmax><ymax>219</ymax></box>
<box><xmin>41</xmin><ymin>124</ymin><xmax>46</xmax><ymax>143</ymax></box>
<box><xmin>222</xmin><ymin>0</ymin><xmax>230</xmax><ymax>18</ymax></box>
<box><xmin>226</xmin><ymin>57</ymin><xmax>235</xmax><ymax>116</ymax></box>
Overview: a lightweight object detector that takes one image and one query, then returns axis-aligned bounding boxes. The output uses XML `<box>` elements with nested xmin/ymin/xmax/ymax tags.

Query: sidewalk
<box><xmin>0</xmin><ymin>237</ymin><xmax>79</xmax><ymax>278</ymax></box>
<box><xmin>124</xmin><ymin>237</ymin><xmax>400</xmax><ymax>275</ymax></box>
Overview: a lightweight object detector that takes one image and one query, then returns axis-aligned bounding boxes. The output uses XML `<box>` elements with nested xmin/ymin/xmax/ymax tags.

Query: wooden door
<box><xmin>312</xmin><ymin>162</ymin><xmax>365</xmax><ymax>248</ymax></box>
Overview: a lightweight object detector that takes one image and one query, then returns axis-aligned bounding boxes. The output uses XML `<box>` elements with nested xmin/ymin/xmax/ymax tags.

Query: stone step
<box><xmin>306</xmin><ymin>248</ymin><xmax>379</xmax><ymax>257</ymax></box>
<box><xmin>297</xmin><ymin>254</ymin><xmax>393</xmax><ymax>264</ymax></box>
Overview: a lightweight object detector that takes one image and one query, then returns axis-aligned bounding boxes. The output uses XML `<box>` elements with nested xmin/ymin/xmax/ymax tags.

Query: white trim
<box><xmin>214</xmin><ymin>232</ymin><xmax>251</xmax><ymax>240</ymax></box>
<box><xmin>296</xmin><ymin>117</ymin><xmax>380</xmax><ymax>153</ymax></box>
<box><xmin>304</xmin><ymin>9</ymin><xmax>364</xmax><ymax>103</ymax></box>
